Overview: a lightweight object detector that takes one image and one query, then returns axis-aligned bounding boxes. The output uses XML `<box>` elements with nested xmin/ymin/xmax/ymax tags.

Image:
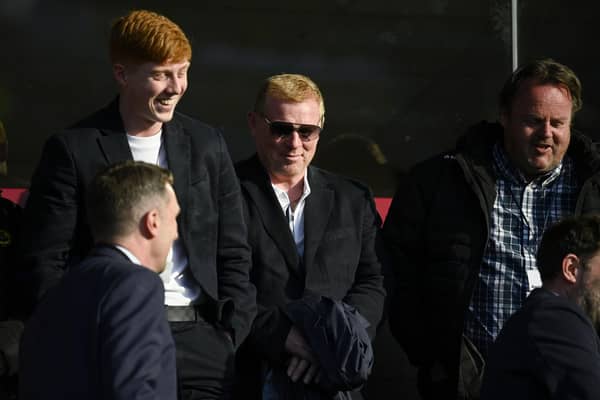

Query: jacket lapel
<box><xmin>96</xmin><ymin>99</ymin><xmax>133</xmax><ymax>164</ymax></box>
<box><xmin>302</xmin><ymin>167</ymin><xmax>333</xmax><ymax>272</ymax></box>
<box><xmin>98</xmin><ymin>134</ymin><xmax>133</xmax><ymax>164</ymax></box>
<box><xmin>240</xmin><ymin>157</ymin><xmax>301</xmax><ymax>272</ymax></box>
<box><xmin>163</xmin><ymin>119</ymin><xmax>191</xmax><ymax>235</ymax></box>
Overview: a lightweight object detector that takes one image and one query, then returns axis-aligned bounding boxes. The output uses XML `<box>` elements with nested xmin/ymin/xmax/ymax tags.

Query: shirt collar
<box><xmin>271</xmin><ymin>171</ymin><xmax>311</xmax><ymax>211</ymax></box>
<box><xmin>114</xmin><ymin>244</ymin><xmax>142</xmax><ymax>265</ymax></box>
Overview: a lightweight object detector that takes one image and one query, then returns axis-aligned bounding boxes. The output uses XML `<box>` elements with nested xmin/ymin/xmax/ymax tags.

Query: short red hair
<box><xmin>109</xmin><ymin>9</ymin><xmax>191</xmax><ymax>64</ymax></box>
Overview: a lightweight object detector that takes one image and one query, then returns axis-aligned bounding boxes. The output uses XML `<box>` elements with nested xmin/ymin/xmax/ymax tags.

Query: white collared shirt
<box><xmin>271</xmin><ymin>172</ymin><xmax>311</xmax><ymax>257</ymax></box>
<box><xmin>114</xmin><ymin>244</ymin><xmax>142</xmax><ymax>265</ymax></box>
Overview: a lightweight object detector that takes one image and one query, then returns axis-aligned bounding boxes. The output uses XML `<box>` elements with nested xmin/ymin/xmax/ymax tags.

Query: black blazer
<box><xmin>19</xmin><ymin>245</ymin><xmax>176</xmax><ymax>400</ymax></box>
<box><xmin>481</xmin><ymin>288</ymin><xmax>600</xmax><ymax>400</ymax></box>
<box><xmin>20</xmin><ymin>99</ymin><xmax>255</xmax><ymax>345</ymax></box>
<box><xmin>234</xmin><ymin>156</ymin><xmax>385</xmax><ymax>394</ymax></box>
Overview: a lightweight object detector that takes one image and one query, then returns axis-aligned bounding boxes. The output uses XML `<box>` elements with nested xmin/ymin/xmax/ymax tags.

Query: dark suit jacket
<box><xmin>234</xmin><ymin>156</ymin><xmax>385</xmax><ymax>397</ymax></box>
<box><xmin>19</xmin><ymin>245</ymin><xmax>176</xmax><ymax>400</ymax></box>
<box><xmin>481</xmin><ymin>288</ymin><xmax>600</xmax><ymax>400</ymax></box>
<box><xmin>20</xmin><ymin>98</ymin><xmax>255</xmax><ymax>346</ymax></box>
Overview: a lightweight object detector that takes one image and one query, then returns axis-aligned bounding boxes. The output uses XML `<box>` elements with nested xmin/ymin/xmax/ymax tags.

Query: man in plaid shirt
<box><xmin>383</xmin><ymin>59</ymin><xmax>600</xmax><ymax>399</ymax></box>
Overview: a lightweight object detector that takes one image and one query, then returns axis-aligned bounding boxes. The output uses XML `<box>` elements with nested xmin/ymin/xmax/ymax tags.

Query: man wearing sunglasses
<box><xmin>234</xmin><ymin>74</ymin><xmax>385</xmax><ymax>399</ymax></box>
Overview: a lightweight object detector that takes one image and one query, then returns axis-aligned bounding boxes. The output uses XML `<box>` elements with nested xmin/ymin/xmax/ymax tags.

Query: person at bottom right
<box><xmin>481</xmin><ymin>215</ymin><xmax>600</xmax><ymax>400</ymax></box>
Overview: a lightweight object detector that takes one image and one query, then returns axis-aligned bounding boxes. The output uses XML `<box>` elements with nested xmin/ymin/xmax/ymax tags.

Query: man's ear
<box><xmin>112</xmin><ymin>63</ymin><xmax>127</xmax><ymax>87</ymax></box>
<box><xmin>562</xmin><ymin>253</ymin><xmax>581</xmax><ymax>284</ymax></box>
<box><xmin>142</xmin><ymin>208</ymin><xmax>160</xmax><ymax>239</ymax></box>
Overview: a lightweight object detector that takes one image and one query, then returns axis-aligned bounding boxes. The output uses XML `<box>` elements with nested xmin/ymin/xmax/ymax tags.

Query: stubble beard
<box><xmin>574</xmin><ymin>277</ymin><xmax>600</xmax><ymax>334</ymax></box>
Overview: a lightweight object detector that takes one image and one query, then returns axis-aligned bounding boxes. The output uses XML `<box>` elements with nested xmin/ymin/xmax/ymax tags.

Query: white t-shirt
<box><xmin>127</xmin><ymin>131</ymin><xmax>201</xmax><ymax>305</ymax></box>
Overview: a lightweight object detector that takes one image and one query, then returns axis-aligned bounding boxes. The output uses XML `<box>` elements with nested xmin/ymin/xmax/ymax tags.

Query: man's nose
<box><xmin>167</xmin><ymin>76</ymin><xmax>184</xmax><ymax>94</ymax></box>
<box><xmin>539</xmin><ymin>120</ymin><xmax>553</xmax><ymax>137</ymax></box>
<box><xmin>284</xmin><ymin>131</ymin><xmax>303</xmax><ymax>147</ymax></box>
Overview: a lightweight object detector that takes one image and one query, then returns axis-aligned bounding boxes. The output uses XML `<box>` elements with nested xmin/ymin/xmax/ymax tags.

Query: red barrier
<box><xmin>374</xmin><ymin>197</ymin><xmax>392</xmax><ymax>222</ymax></box>
<box><xmin>1</xmin><ymin>188</ymin><xmax>393</xmax><ymax>222</ymax></box>
<box><xmin>0</xmin><ymin>188</ymin><xmax>28</xmax><ymax>206</ymax></box>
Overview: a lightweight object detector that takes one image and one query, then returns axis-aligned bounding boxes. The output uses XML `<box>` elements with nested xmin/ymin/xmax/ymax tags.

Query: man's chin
<box><xmin>157</xmin><ymin>113</ymin><xmax>175</xmax><ymax>123</ymax></box>
<box><xmin>280</xmin><ymin>165</ymin><xmax>304</xmax><ymax>177</ymax></box>
<box><xmin>150</xmin><ymin>108</ymin><xmax>176</xmax><ymax>123</ymax></box>
<box><xmin>525</xmin><ymin>159</ymin><xmax>558</xmax><ymax>177</ymax></box>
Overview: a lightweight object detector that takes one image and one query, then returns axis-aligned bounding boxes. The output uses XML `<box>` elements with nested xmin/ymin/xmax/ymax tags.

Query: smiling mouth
<box><xmin>157</xmin><ymin>98</ymin><xmax>177</xmax><ymax>106</ymax></box>
<box><xmin>534</xmin><ymin>143</ymin><xmax>552</xmax><ymax>152</ymax></box>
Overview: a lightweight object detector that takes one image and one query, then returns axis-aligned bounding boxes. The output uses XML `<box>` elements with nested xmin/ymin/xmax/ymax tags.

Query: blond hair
<box><xmin>254</xmin><ymin>74</ymin><xmax>325</xmax><ymax>124</ymax></box>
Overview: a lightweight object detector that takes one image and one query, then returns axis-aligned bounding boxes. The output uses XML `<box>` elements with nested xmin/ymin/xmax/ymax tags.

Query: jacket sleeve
<box><xmin>382</xmin><ymin>171</ymin><xmax>431</xmax><ymax>366</ymax></box>
<box><xmin>341</xmin><ymin>190</ymin><xmax>386</xmax><ymax>339</ymax></box>
<box><xmin>215</xmin><ymin>134</ymin><xmax>257</xmax><ymax>347</ymax></box>
<box><xmin>250</xmin><ymin>303</ymin><xmax>294</xmax><ymax>365</ymax></box>
<box><xmin>19</xmin><ymin>134</ymin><xmax>80</xmax><ymax>314</ymax></box>
<box><xmin>100</xmin><ymin>270</ymin><xmax>176</xmax><ymax>400</ymax></box>
<box><xmin>532</xmin><ymin>303</ymin><xmax>600</xmax><ymax>400</ymax></box>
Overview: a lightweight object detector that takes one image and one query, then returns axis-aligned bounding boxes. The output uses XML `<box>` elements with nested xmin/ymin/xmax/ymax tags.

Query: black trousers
<box><xmin>170</xmin><ymin>318</ymin><xmax>236</xmax><ymax>400</ymax></box>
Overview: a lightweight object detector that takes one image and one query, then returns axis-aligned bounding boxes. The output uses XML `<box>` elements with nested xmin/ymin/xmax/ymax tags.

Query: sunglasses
<box><xmin>262</xmin><ymin>115</ymin><xmax>322</xmax><ymax>142</ymax></box>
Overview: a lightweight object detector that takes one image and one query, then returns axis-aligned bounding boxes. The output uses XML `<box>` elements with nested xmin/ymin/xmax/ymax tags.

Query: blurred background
<box><xmin>2</xmin><ymin>1</ymin><xmax>600</xmax><ymax>398</ymax></box>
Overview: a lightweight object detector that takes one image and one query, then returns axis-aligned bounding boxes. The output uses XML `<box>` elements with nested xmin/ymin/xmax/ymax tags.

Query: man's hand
<box><xmin>284</xmin><ymin>326</ymin><xmax>320</xmax><ymax>384</ymax></box>
<box><xmin>284</xmin><ymin>326</ymin><xmax>315</xmax><ymax>360</ymax></box>
<box><xmin>287</xmin><ymin>355</ymin><xmax>321</xmax><ymax>384</ymax></box>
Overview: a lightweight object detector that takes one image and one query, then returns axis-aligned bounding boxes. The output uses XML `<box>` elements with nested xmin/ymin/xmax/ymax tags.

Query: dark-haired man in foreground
<box><xmin>20</xmin><ymin>161</ymin><xmax>178</xmax><ymax>400</ymax></box>
<box><xmin>481</xmin><ymin>215</ymin><xmax>600</xmax><ymax>399</ymax></box>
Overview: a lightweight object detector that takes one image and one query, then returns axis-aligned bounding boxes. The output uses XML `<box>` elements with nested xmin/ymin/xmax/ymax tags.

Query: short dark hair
<box><xmin>86</xmin><ymin>161</ymin><xmax>174</xmax><ymax>243</ymax></box>
<box><xmin>499</xmin><ymin>58</ymin><xmax>582</xmax><ymax>116</ymax></box>
<box><xmin>537</xmin><ymin>215</ymin><xmax>600</xmax><ymax>282</ymax></box>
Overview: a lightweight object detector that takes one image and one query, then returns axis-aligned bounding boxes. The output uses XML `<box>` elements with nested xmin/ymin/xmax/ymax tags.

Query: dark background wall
<box><xmin>3</xmin><ymin>1</ymin><xmax>600</xmax><ymax>194</ymax></box>
<box><xmin>2</xmin><ymin>1</ymin><xmax>600</xmax><ymax>398</ymax></box>
<box><xmin>0</xmin><ymin>0</ymin><xmax>514</xmax><ymax>194</ymax></box>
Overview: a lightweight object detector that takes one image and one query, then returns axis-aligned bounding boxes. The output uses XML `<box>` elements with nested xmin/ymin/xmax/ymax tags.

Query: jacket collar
<box><xmin>566</xmin><ymin>131</ymin><xmax>600</xmax><ymax>185</ymax></box>
<box><xmin>89</xmin><ymin>243</ymin><xmax>131</xmax><ymax>262</ymax></box>
<box><xmin>237</xmin><ymin>155</ymin><xmax>334</xmax><ymax>274</ymax></box>
<box><xmin>89</xmin><ymin>97</ymin><xmax>133</xmax><ymax>164</ymax></box>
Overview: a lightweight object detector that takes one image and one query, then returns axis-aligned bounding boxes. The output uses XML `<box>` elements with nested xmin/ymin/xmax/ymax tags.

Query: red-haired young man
<box><xmin>20</xmin><ymin>10</ymin><xmax>255</xmax><ymax>399</ymax></box>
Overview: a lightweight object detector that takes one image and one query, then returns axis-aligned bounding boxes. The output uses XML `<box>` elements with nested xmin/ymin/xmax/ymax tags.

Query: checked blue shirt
<box><xmin>463</xmin><ymin>144</ymin><xmax>578</xmax><ymax>358</ymax></box>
